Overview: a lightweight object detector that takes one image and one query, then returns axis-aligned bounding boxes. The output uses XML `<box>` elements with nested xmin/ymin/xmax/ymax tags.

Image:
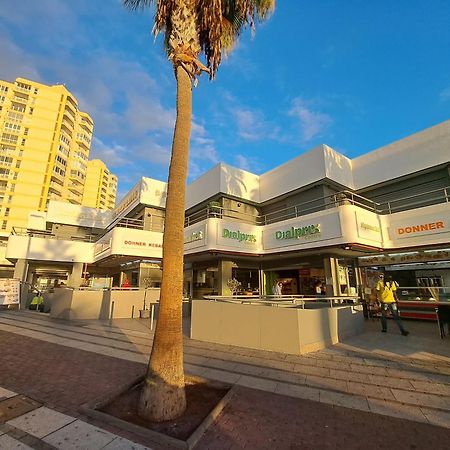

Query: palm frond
<box><xmin>123</xmin><ymin>0</ymin><xmax>154</xmax><ymax>11</ymax></box>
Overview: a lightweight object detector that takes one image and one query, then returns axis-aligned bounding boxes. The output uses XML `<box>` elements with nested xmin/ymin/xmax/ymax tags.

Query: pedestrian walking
<box><xmin>376</xmin><ymin>274</ymin><xmax>409</xmax><ymax>336</ymax></box>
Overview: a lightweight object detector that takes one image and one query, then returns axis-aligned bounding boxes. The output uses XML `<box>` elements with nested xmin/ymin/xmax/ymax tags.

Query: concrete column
<box><xmin>324</xmin><ymin>257</ymin><xmax>339</xmax><ymax>296</ymax></box>
<box><xmin>14</xmin><ymin>259</ymin><xmax>29</xmax><ymax>308</ymax></box>
<box><xmin>68</xmin><ymin>262</ymin><xmax>84</xmax><ymax>288</ymax></box>
<box><xmin>218</xmin><ymin>260</ymin><xmax>234</xmax><ymax>295</ymax></box>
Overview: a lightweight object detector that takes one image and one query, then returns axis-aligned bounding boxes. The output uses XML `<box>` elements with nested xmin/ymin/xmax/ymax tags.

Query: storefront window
<box><xmin>231</xmin><ymin>268</ymin><xmax>259</xmax><ymax>295</ymax></box>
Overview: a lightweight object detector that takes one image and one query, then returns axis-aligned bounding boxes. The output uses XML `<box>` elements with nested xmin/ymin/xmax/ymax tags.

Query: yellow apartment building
<box><xmin>82</xmin><ymin>159</ymin><xmax>118</xmax><ymax>210</ymax></box>
<box><xmin>0</xmin><ymin>77</ymin><xmax>117</xmax><ymax>276</ymax></box>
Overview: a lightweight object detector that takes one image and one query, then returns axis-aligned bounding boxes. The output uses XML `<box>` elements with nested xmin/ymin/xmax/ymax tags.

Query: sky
<box><xmin>1</xmin><ymin>0</ymin><xmax>449</xmax><ymax>201</ymax></box>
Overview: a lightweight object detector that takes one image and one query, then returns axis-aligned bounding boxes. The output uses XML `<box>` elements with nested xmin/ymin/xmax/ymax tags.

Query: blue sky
<box><xmin>1</xmin><ymin>0</ymin><xmax>449</xmax><ymax>200</ymax></box>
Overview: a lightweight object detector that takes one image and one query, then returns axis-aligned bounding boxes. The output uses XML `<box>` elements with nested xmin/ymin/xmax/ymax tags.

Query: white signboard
<box><xmin>184</xmin><ymin>224</ymin><xmax>206</xmax><ymax>250</ymax></box>
<box><xmin>355</xmin><ymin>211</ymin><xmax>383</xmax><ymax>243</ymax></box>
<box><xmin>389</xmin><ymin>212</ymin><xmax>449</xmax><ymax>240</ymax></box>
<box><xmin>263</xmin><ymin>212</ymin><xmax>342</xmax><ymax>250</ymax></box>
<box><xmin>216</xmin><ymin>221</ymin><xmax>261</xmax><ymax>251</ymax></box>
<box><xmin>0</xmin><ymin>278</ymin><xmax>20</xmax><ymax>305</ymax></box>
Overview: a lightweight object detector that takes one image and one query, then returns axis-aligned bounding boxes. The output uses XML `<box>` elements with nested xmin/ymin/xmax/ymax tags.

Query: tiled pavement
<box><xmin>0</xmin><ymin>309</ymin><xmax>450</xmax><ymax>448</ymax></box>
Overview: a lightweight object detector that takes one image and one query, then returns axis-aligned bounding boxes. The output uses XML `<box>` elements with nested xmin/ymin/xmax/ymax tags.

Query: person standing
<box><xmin>376</xmin><ymin>274</ymin><xmax>409</xmax><ymax>336</ymax></box>
<box><xmin>273</xmin><ymin>281</ymin><xmax>283</xmax><ymax>297</ymax></box>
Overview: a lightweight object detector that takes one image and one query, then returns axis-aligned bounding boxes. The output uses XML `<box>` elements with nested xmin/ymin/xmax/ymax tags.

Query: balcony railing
<box><xmin>11</xmin><ymin>227</ymin><xmax>98</xmax><ymax>242</ymax></box>
<box><xmin>184</xmin><ymin>186</ymin><xmax>450</xmax><ymax>228</ymax></box>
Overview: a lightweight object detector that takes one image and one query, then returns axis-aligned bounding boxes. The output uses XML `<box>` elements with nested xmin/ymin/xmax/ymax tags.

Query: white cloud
<box><xmin>288</xmin><ymin>97</ymin><xmax>332</xmax><ymax>142</ymax></box>
<box><xmin>90</xmin><ymin>137</ymin><xmax>128</xmax><ymax>167</ymax></box>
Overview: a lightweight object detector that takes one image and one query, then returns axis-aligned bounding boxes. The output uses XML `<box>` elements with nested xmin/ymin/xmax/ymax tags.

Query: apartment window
<box><xmin>16</xmin><ymin>82</ymin><xmax>31</xmax><ymax>91</ymax></box>
<box><xmin>29</xmin><ymin>107</ymin><xmax>34</xmax><ymax>115</ymax></box>
<box><xmin>0</xmin><ymin>86</ymin><xmax>8</xmax><ymax>93</ymax></box>
<box><xmin>15</xmin><ymin>161</ymin><xmax>21</xmax><ymax>169</ymax></box>
<box><xmin>10</xmin><ymin>184</ymin><xmax>15</xmax><ymax>192</ymax></box>
<box><xmin>0</xmin><ymin>156</ymin><xmax>13</xmax><ymax>166</ymax></box>
<box><xmin>1</xmin><ymin>134</ymin><xmax>18</xmax><ymax>144</ymax></box>
<box><xmin>7</xmin><ymin>112</ymin><xmax>24</xmax><ymax>122</ymax></box>
<box><xmin>21</xmin><ymin>139</ymin><xmax>26</xmax><ymax>146</ymax></box>
<box><xmin>0</xmin><ymin>181</ymin><xmax>7</xmax><ymax>190</ymax></box>
<box><xmin>56</xmin><ymin>155</ymin><xmax>67</xmax><ymax>166</ymax></box>
<box><xmin>4</xmin><ymin>208</ymin><xmax>9</xmax><ymax>217</ymax></box>
<box><xmin>12</xmin><ymin>172</ymin><xmax>17</xmax><ymax>180</ymax></box>
<box><xmin>0</xmin><ymin>96</ymin><xmax>5</xmax><ymax>102</ymax></box>
<box><xmin>53</xmin><ymin>166</ymin><xmax>65</xmax><ymax>177</ymax></box>
<box><xmin>4</xmin><ymin>123</ymin><xmax>21</xmax><ymax>132</ymax></box>
<box><xmin>59</xmin><ymin>134</ymin><xmax>70</xmax><ymax>146</ymax></box>
<box><xmin>34</xmin><ymin>88</ymin><xmax>38</xmax><ymax>94</ymax></box>
<box><xmin>58</xmin><ymin>145</ymin><xmax>69</xmax><ymax>157</ymax></box>
<box><xmin>24</xmin><ymin>128</ymin><xmax>29</xmax><ymax>136</ymax></box>
<box><xmin>1</xmin><ymin>221</ymin><xmax>7</xmax><ymax>230</ymax></box>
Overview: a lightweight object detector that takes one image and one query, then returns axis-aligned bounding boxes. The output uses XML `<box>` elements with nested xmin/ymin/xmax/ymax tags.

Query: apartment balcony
<box><xmin>68</xmin><ymin>182</ymin><xmax>83</xmax><ymax>195</ymax></box>
<box><xmin>70</xmin><ymin>173</ymin><xmax>85</xmax><ymax>185</ymax></box>
<box><xmin>62</xmin><ymin>114</ymin><xmax>74</xmax><ymax>129</ymax></box>
<box><xmin>12</xmin><ymin>95</ymin><xmax>28</xmax><ymax>104</ymax></box>
<box><xmin>48</xmin><ymin>192</ymin><xmax>62</xmax><ymax>201</ymax></box>
<box><xmin>51</xmin><ymin>172</ymin><xmax>64</xmax><ymax>184</ymax></box>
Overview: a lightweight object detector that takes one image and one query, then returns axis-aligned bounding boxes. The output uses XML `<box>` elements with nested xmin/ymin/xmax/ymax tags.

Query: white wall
<box><xmin>6</xmin><ymin>235</ymin><xmax>94</xmax><ymax>263</ymax></box>
<box><xmin>259</xmin><ymin>145</ymin><xmax>327</xmax><ymax>202</ymax></box>
<box><xmin>352</xmin><ymin>120</ymin><xmax>450</xmax><ymax>189</ymax></box>
<box><xmin>47</xmin><ymin>201</ymin><xmax>112</xmax><ymax>228</ymax></box>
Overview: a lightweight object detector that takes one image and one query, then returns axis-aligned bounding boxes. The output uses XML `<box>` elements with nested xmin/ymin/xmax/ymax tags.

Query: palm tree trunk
<box><xmin>138</xmin><ymin>64</ymin><xmax>191</xmax><ymax>422</ymax></box>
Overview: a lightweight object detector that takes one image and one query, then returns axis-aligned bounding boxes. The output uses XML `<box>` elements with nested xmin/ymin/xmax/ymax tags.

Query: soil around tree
<box><xmin>99</xmin><ymin>376</ymin><xmax>230</xmax><ymax>441</ymax></box>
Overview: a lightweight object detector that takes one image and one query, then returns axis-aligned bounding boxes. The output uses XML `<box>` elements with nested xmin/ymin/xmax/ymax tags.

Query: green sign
<box><xmin>275</xmin><ymin>224</ymin><xmax>320</xmax><ymax>240</ymax></box>
<box><xmin>223</xmin><ymin>228</ymin><xmax>256</xmax><ymax>243</ymax></box>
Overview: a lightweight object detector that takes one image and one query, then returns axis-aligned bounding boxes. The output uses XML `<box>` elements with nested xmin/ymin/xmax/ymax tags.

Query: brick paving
<box><xmin>0</xmin><ymin>310</ymin><xmax>450</xmax><ymax>449</ymax></box>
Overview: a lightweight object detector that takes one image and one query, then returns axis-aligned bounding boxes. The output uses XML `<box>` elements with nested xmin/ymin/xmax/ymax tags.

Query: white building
<box><xmin>6</xmin><ymin>120</ymin><xmax>450</xmax><ymax>308</ymax></box>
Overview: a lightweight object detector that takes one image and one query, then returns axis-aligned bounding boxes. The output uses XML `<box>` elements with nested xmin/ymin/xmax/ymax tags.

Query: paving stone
<box><xmin>43</xmin><ymin>420</ymin><xmax>116</xmax><ymax>449</ymax></box>
<box><xmin>293</xmin><ymin>364</ymin><xmax>330</xmax><ymax>377</ymax></box>
<box><xmin>421</xmin><ymin>407</ymin><xmax>450</xmax><ymax>428</ymax></box>
<box><xmin>7</xmin><ymin>406</ymin><xmax>76</xmax><ymax>438</ymax></box>
<box><xmin>367</xmin><ymin>398</ymin><xmax>428</xmax><ymax>423</ymax></box>
<box><xmin>368</xmin><ymin>374</ymin><xmax>414</xmax><ymax>390</ymax></box>
<box><xmin>0</xmin><ymin>387</ymin><xmax>17</xmax><ymax>399</ymax></box>
<box><xmin>0</xmin><ymin>434</ymin><xmax>34</xmax><ymax>449</ymax></box>
<box><xmin>202</xmin><ymin>368</ymin><xmax>242</xmax><ymax>384</ymax></box>
<box><xmin>391</xmin><ymin>389</ymin><xmax>450</xmax><ymax>410</ymax></box>
<box><xmin>275</xmin><ymin>382</ymin><xmax>320</xmax><ymax>401</ymax></box>
<box><xmin>410</xmin><ymin>380</ymin><xmax>450</xmax><ymax>395</ymax></box>
<box><xmin>305</xmin><ymin>375</ymin><xmax>348</xmax><ymax>392</ymax></box>
<box><xmin>347</xmin><ymin>381</ymin><xmax>394</xmax><ymax>400</ymax></box>
<box><xmin>102</xmin><ymin>436</ymin><xmax>153</xmax><ymax>449</ymax></box>
<box><xmin>236</xmin><ymin>376</ymin><xmax>278</xmax><ymax>392</ymax></box>
<box><xmin>350</xmin><ymin>364</ymin><xmax>388</xmax><ymax>376</ymax></box>
<box><xmin>0</xmin><ymin>396</ymin><xmax>41</xmax><ymax>423</ymax></box>
<box><xmin>319</xmin><ymin>390</ymin><xmax>370</xmax><ymax>411</ymax></box>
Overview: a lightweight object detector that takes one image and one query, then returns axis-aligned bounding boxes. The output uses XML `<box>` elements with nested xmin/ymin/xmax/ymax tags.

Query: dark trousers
<box><xmin>381</xmin><ymin>303</ymin><xmax>407</xmax><ymax>333</ymax></box>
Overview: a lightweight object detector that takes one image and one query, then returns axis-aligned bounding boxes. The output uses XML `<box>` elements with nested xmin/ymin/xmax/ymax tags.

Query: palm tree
<box><xmin>123</xmin><ymin>0</ymin><xmax>275</xmax><ymax>422</ymax></box>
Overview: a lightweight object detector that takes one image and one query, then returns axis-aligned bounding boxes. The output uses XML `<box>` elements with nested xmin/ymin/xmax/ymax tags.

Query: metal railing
<box><xmin>11</xmin><ymin>227</ymin><xmax>98</xmax><ymax>242</ymax></box>
<box><xmin>184</xmin><ymin>186</ymin><xmax>450</xmax><ymax>228</ymax></box>
<box><xmin>203</xmin><ymin>294</ymin><xmax>360</xmax><ymax>308</ymax></box>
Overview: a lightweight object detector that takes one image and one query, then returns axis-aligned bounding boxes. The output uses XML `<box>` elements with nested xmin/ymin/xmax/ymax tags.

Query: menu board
<box><xmin>0</xmin><ymin>278</ymin><xmax>20</xmax><ymax>305</ymax></box>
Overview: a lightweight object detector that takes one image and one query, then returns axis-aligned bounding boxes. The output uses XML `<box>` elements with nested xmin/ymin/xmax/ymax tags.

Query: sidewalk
<box><xmin>0</xmin><ymin>310</ymin><xmax>449</xmax><ymax>449</ymax></box>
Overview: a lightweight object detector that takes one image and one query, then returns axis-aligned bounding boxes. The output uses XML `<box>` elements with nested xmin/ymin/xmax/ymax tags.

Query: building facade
<box><xmin>82</xmin><ymin>159</ymin><xmax>118</xmax><ymax>210</ymax></box>
<box><xmin>5</xmin><ymin>120</ymin><xmax>450</xmax><ymax>301</ymax></box>
<box><xmin>0</xmin><ymin>77</ymin><xmax>117</xmax><ymax>276</ymax></box>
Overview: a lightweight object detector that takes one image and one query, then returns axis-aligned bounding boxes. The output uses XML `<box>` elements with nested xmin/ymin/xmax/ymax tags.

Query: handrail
<box><xmin>203</xmin><ymin>294</ymin><xmax>359</xmax><ymax>308</ymax></box>
<box><xmin>184</xmin><ymin>186</ymin><xmax>450</xmax><ymax>228</ymax></box>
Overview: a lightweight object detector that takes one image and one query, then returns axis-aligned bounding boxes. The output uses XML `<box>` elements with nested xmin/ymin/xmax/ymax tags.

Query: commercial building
<box><xmin>0</xmin><ymin>77</ymin><xmax>117</xmax><ymax>277</ymax></box>
<box><xmin>5</xmin><ymin>120</ymin><xmax>450</xmax><ymax>303</ymax></box>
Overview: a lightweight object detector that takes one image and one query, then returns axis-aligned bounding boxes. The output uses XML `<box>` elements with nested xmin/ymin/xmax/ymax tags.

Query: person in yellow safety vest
<box><xmin>376</xmin><ymin>274</ymin><xmax>409</xmax><ymax>336</ymax></box>
<box><xmin>29</xmin><ymin>293</ymin><xmax>44</xmax><ymax>312</ymax></box>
